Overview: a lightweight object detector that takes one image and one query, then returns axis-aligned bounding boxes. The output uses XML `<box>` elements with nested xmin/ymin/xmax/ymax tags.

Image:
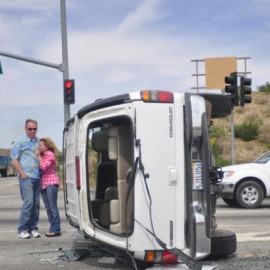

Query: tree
<box><xmin>257</xmin><ymin>80</ymin><xmax>270</xmax><ymax>93</ymax></box>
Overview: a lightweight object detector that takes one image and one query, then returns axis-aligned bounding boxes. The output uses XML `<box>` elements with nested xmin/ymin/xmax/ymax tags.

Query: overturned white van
<box><xmin>63</xmin><ymin>90</ymin><xmax>236</xmax><ymax>269</ymax></box>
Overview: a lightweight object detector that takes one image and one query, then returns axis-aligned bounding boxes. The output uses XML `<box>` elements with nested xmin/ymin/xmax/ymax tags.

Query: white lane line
<box><xmin>219</xmin><ymin>224</ymin><xmax>269</xmax><ymax>228</ymax></box>
<box><xmin>216</xmin><ymin>210</ymin><xmax>270</xmax><ymax>215</ymax></box>
<box><xmin>0</xmin><ymin>195</ymin><xmax>20</xmax><ymax>199</ymax></box>
<box><xmin>236</xmin><ymin>231</ymin><xmax>270</xmax><ymax>242</ymax></box>
<box><xmin>0</xmin><ymin>229</ymin><xmax>76</xmax><ymax>233</ymax></box>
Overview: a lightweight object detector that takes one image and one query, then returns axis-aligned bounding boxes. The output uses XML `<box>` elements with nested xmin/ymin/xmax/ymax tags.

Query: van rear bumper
<box><xmin>146</xmin><ymin>263</ymin><xmax>219</xmax><ymax>270</ymax></box>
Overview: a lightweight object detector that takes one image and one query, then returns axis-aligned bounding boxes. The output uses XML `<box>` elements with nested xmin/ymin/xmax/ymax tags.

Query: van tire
<box><xmin>210</xmin><ymin>229</ymin><xmax>237</xmax><ymax>257</ymax></box>
<box><xmin>199</xmin><ymin>94</ymin><xmax>233</xmax><ymax>118</ymax></box>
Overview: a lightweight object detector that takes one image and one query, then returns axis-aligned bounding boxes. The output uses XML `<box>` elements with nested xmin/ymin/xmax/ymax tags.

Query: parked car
<box><xmin>217</xmin><ymin>151</ymin><xmax>270</xmax><ymax>208</ymax></box>
<box><xmin>0</xmin><ymin>149</ymin><xmax>15</xmax><ymax>177</ymax></box>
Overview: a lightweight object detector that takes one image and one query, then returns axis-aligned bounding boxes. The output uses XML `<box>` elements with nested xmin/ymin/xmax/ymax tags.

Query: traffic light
<box><xmin>240</xmin><ymin>76</ymin><xmax>252</xmax><ymax>106</ymax></box>
<box><xmin>225</xmin><ymin>72</ymin><xmax>238</xmax><ymax>106</ymax></box>
<box><xmin>64</xmin><ymin>79</ymin><xmax>75</xmax><ymax>104</ymax></box>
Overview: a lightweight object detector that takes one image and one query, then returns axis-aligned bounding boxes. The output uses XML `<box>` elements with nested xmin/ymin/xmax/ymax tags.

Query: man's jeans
<box><xmin>18</xmin><ymin>177</ymin><xmax>41</xmax><ymax>233</ymax></box>
<box><xmin>41</xmin><ymin>184</ymin><xmax>61</xmax><ymax>233</ymax></box>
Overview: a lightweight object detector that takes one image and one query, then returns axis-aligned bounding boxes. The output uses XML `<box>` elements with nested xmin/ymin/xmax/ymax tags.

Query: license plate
<box><xmin>191</xmin><ymin>161</ymin><xmax>204</xmax><ymax>190</ymax></box>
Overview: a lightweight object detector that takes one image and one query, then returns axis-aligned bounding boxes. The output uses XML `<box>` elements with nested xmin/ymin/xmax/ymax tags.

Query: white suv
<box><xmin>218</xmin><ymin>151</ymin><xmax>270</xmax><ymax>208</ymax></box>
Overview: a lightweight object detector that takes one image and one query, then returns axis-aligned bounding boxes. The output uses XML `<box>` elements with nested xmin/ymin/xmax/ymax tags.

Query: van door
<box><xmin>131</xmin><ymin>100</ymin><xmax>184</xmax><ymax>251</ymax></box>
<box><xmin>63</xmin><ymin>118</ymin><xmax>82</xmax><ymax>229</ymax></box>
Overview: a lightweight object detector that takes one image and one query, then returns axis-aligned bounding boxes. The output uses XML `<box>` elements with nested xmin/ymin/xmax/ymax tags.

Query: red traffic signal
<box><xmin>64</xmin><ymin>79</ymin><xmax>75</xmax><ymax>104</ymax></box>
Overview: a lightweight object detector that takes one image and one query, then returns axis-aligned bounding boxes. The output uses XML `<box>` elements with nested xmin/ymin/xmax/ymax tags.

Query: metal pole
<box><xmin>60</xmin><ymin>0</ymin><xmax>70</xmax><ymax>124</ymax></box>
<box><xmin>230</xmin><ymin>109</ymin><xmax>235</xmax><ymax>164</ymax></box>
<box><xmin>195</xmin><ymin>61</ymin><xmax>199</xmax><ymax>93</ymax></box>
<box><xmin>0</xmin><ymin>51</ymin><xmax>62</xmax><ymax>70</ymax></box>
<box><xmin>0</xmin><ymin>1</ymin><xmax>70</xmax><ymax>126</ymax></box>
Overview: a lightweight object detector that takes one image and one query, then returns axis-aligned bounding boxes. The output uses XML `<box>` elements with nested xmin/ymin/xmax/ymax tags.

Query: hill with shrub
<box><xmin>210</xmin><ymin>91</ymin><xmax>270</xmax><ymax>166</ymax></box>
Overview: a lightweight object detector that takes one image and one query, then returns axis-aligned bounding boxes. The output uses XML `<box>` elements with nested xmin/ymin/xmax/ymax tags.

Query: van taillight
<box><xmin>140</xmin><ymin>90</ymin><xmax>173</xmax><ymax>103</ymax></box>
<box><xmin>75</xmin><ymin>156</ymin><xmax>81</xmax><ymax>190</ymax></box>
<box><xmin>161</xmin><ymin>251</ymin><xmax>178</xmax><ymax>263</ymax></box>
<box><xmin>145</xmin><ymin>250</ymin><xmax>178</xmax><ymax>263</ymax></box>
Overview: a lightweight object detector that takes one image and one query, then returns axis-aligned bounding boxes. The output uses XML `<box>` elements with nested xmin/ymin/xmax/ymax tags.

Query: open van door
<box><xmin>63</xmin><ymin>118</ymin><xmax>82</xmax><ymax>229</ymax></box>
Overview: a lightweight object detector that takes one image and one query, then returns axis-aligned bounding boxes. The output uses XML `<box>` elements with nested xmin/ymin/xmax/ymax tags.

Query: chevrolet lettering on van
<box><xmin>169</xmin><ymin>106</ymin><xmax>173</xmax><ymax>137</ymax></box>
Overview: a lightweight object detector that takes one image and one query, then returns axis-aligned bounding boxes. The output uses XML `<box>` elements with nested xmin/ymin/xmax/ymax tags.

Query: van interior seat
<box><xmin>108</xmin><ymin>125</ymin><xmax>133</xmax><ymax>234</ymax></box>
<box><xmin>90</xmin><ymin>130</ymin><xmax>116</xmax><ymax>222</ymax></box>
<box><xmin>98</xmin><ymin>186</ymin><xmax>118</xmax><ymax>228</ymax></box>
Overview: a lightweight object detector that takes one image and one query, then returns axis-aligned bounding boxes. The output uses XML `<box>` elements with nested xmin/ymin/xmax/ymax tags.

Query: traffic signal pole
<box><xmin>0</xmin><ymin>0</ymin><xmax>71</xmax><ymax>125</ymax></box>
<box><xmin>230</xmin><ymin>110</ymin><xmax>235</xmax><ymax>165</ymax></box>
<box><xmin>224</xmin><ymin>72</ymin><xmax>252</xmax><ymax>165</ymax></box>
<box><xmin>60</xmin><ymin>0</ymin><xmax>70</xmax><ymax>123</ymax></box>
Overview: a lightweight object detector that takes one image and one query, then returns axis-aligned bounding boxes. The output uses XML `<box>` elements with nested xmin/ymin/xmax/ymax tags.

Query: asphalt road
<box><xmin>0</xmin><ymin>176</ymin><xmax>130</xmax><ymax>270</ymax></box>
<box><xmin>1</xmin><ymin>176</ymin><xmax>270</xmax><ymax>269</ymax></box>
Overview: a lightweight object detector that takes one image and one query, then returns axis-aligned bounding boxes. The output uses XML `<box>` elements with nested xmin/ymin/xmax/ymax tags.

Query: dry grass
<box><xmin>213</xmin><ymin>92</ymin><xmax>270</xmax><ymax>164</ymax></box>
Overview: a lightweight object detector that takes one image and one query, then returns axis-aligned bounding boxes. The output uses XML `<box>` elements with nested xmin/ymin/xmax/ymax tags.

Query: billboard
<box><xmin>205</xmin><ymin>57</ymin><xmax>237</xmax><ymax>90</ymax></box>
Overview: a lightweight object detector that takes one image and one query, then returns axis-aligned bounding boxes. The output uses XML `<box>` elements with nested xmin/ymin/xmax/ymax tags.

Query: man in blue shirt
<box><xmin>11</xmin><ymin>119</ymin><xmax>41</xmax><ymax>239</ymax></box>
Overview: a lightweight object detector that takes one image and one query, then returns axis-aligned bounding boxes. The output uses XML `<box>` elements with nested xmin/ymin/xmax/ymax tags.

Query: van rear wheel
<box><xmin>210</xmin><ymin>229</ymin><xmax>237</xmax><ymax>257</ymax></box>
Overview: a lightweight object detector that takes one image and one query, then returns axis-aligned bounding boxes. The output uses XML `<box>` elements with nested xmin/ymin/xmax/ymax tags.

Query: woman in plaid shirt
<box><xmin>36</xmin><ymin>137</ymin><xmax>61</xmax><ymax>237</ymax></box>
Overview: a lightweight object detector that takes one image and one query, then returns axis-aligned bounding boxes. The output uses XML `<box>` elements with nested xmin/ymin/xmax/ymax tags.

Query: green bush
<box><xmin>212</xmin><ymin>142</ymin><xmax>223</xmax><ymax>157</ymax></box>
<box><xmin>235</xmin><ymin>121</ymin><xmax>259</xmax><ymax>141</ymax></box>
<box><xmin>209</xmin><ymin>125</ymin><xmax>226</xmax><ymax>138</ymax></box>
<box><xmin>257</xmin><ymin>81</ymin><xmax>270</xmax><ymax>93</ymax></box>
<box><xmin>209</xmin><ymin>125</ymin><xmax>229</xmax><ymax>165</ymax></box>
<box><xmin>215</xmin><ymin>157</ymin><xmax>231</xmax><ymax>167</ymax></box>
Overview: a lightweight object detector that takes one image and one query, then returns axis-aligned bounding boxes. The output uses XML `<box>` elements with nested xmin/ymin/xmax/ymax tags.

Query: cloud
<box><xmin>1</xmin><ymin>0</ymin><xmax>270</xmax><ymax>149</ymax></box>
<box><xmin>117</xmin><ymin>0</ymin><xmax>167</xmax><ymax>33</ymax></box>
<box><xmin>0</xmin><ymin>0</ymin><xmax>56</xmax><ymax>11</ymax></box>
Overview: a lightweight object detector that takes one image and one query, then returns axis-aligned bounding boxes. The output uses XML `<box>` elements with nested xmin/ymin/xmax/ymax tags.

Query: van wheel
<box><xmin>199</xmin><ymin>94</ymin><xmax>233</xmax><ymax>118</ymax></box>
<box><xmin>210</xmin><ymin>229</ymin><xmax>237</xmax><ymax>257</ymax></box>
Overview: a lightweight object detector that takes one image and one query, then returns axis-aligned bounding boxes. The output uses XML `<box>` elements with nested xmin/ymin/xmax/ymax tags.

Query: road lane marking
<box><xmin>0</xmin><ymin>228</ymin><xmax>76</xmax><ymax>233</ymax></box>
<box><xmin>0</xmin><ymin>195</ymin><xmax>20</xmax><ymax>199</ymax></box>
<box><xmin>216</xmin><ymin>209</ymin><xmax>270</xmax><ymax>215</ymax></box>
<box><xmin>236</xmin><ymin>231</ymin><xmax>270</xmax><ymax>242</ymax></box>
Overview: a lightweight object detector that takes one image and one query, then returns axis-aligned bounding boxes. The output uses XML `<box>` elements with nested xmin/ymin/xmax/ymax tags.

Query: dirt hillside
<box><xmin>213</xmin><ymin>91</ymin><xmax>270</xmax><ymax>164</ymax></box>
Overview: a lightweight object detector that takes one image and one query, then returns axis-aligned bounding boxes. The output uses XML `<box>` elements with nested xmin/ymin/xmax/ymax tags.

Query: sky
<box><xmin>0</xmin><ymin>0</ymin><xmax>269</xmax><ymax>150</ymax></box>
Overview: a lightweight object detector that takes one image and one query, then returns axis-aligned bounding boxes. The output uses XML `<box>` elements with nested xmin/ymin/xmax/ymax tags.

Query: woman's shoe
<box><xmin>45</xmin><ymin>231</ymin><xmax>61</xmax><ymax>237</ymax></box>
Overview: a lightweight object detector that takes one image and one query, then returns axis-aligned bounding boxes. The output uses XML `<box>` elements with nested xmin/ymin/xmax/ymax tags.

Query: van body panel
<box><xmin>63</xmin><ymin>118</ymin><xmax>82</xmax><ymax>229</ymax></box>
<box><xmin>63</xmin><ymin>91</ymin><xmax>212</xmax><ymax>262</ymax></box>
<box><xmin>129</xmin><ymin>100</ymin><xmax>185</xmax><ymax>251</ymax></box>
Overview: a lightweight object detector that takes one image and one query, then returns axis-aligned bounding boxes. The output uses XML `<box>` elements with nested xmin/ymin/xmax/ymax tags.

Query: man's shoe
<box><xmin>30</xmin><ymin>230</ymin><xmax>41</xmax><ymax>238</ymax></box>
<box><xmin>18</xmin><ymin>231</ymin><xmax>31</xmax><ymax>239</ymax></box>
<box><xmin>45</xmin><ymin>231</ymin><xmax>61</xmax><ymax>237</ymax></box>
